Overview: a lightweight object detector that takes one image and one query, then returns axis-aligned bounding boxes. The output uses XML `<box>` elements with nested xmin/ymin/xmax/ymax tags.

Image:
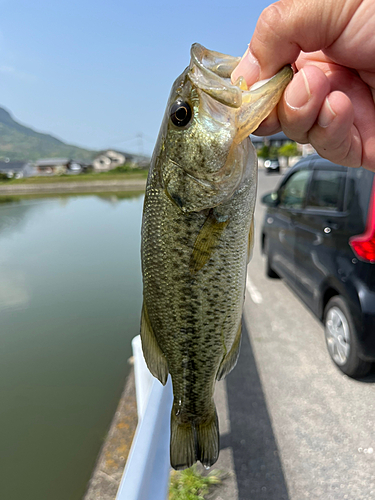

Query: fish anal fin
<box><xmin>140</xmin><ymin>303</ymin><xmax>168</xmax><ymax>385</ymax></box>
<box><xmin>190</xmin><ymin>211</ymin><xmax>229</xmax><ymax>274</ymax></box>
<box><xmin>247</xmin><ymin>218</ymin><xmax>254</xmax><ymax>263</ymax></box>
<box><xmin>216</xmin><ymin>322</ymin><xmax>242</xmax><ymax>381</ymax></box>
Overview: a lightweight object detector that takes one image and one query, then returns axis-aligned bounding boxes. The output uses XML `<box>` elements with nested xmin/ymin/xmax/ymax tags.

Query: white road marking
<box><xmin>246</xmin><ymin>277</ymin><xmax>263</xmax><ymax>304</ymax></box>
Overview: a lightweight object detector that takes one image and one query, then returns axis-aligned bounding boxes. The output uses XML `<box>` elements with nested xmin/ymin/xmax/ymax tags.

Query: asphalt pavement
<box><xmin>207</xmin><ymin>168</ymin><xmax>375</xmax><ymax>500</ymax></box>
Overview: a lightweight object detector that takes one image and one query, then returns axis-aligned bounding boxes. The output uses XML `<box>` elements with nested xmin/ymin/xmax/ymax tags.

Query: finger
<box><xmin>278</xmin><ymin>65</ymin><xmax>330</xmax><ymax>143</ymax></box>
<box><xmin>252</xmin><ymin>108</ymin><xmax>281</xmax><ymax>136</ymax></box>
<box><xmin>308</xmin><ymin>91</ymin><xmax>362</xmax><ymax>168</ymax></box>
<box><xmin>295</xmin><ymin>56</ymin><xmax>375</xmax><ymax>169</ymax></box>
<box><xmin>231</xmin><ymin>0</ymin><xmax>362</xmax><ymax>85</ymax></box>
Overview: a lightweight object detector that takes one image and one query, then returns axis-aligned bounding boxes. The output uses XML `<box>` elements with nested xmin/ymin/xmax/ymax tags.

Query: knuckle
<box><xmin>255</xmin><ymin>2</ymin><xmax>286</xmax><ymax>45</ymax></box>
<box><xmin>313</xmin><ymin>135</ymin><xmax>359</xmax><ymax>167</ymax></box>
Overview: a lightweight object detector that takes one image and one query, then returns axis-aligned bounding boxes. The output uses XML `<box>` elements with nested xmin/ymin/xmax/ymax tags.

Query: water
<box><xmin>0</xmin><ymin>193</ymin><xmax>144</xmax><ymax>500</ymax></box>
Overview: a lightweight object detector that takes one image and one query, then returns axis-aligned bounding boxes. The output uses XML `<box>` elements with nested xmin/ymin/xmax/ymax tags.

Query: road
<box><xmin>210</xmin><ymin>168</ymin><xmax>375</xmax><ymax>500</ymax></box>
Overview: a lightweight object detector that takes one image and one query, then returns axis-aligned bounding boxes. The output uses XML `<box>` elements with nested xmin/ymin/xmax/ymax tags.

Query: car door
<box><xmin>293</xmin><ymin>164</ymin><xmax>347</xmax><ymax>313</ymax></box>
<box><xmin>269</xmin><ymin>167</ymin><xmax>312</xmax><ymax>283</ymax></box>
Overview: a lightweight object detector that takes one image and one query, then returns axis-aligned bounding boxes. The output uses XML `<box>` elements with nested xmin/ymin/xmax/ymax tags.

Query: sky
<box><xmin>0</xmin><ymin>0</ymin><xmax>277</xmax><ymax>157</ymax></box>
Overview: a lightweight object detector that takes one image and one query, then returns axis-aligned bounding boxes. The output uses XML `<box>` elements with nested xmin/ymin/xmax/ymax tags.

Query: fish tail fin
<box><xmin>170</xmin><ymin>404</ymin><xmax>219</xmax><ymax>470</ymax></box>
<box><xmin>170</xmin><ymin>410</ymin><xmax>196</xmax><ymax>470</ymax></box>
<box><xmin>196</xmin><ymin>407</ymin><xmax>220</xmax><ymax>469</ymax></box>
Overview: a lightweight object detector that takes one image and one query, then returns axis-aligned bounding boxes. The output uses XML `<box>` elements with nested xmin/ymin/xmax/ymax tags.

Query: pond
<box><xmin>0</xmin><ymin>193</ymin><xmax>144</xmax><ymax>500</ymax></box>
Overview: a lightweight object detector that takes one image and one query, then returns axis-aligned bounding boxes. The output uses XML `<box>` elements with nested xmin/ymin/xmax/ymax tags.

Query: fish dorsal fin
<box><xmin>190</xmin><ymin>210</ymin><xmax>229</xmax><ymax>274</ymax></box>
<box><xmin>140</xmin><ymin>303</ymin><xmax>169</xmax><ymax>385</ymax></box>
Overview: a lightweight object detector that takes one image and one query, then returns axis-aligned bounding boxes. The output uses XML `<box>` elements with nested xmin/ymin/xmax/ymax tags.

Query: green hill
<box><xmin>0</xmin><ymin>107</ymin><xmax>96</xmax><ymax>162</ymax></box>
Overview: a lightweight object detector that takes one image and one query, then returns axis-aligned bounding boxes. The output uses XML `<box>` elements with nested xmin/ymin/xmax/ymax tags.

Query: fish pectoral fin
<box><xmin>216</xmin><ymin>322</ymin><xmax>242</xmax><ymax>381</ymax></box>
<box><xmin>140</xmin><ymin>303</ymin><xmax>169</xmax><ymax>386</ymax></box>
<box><xmin>190</xmin><ymin>210</ymin><xmax>229</xmax><ymax>274</ymax></box>
<box><xmin>170</xmin><ymin>402</ymin><xmax>219</xmax><ymax>470</ymax></box>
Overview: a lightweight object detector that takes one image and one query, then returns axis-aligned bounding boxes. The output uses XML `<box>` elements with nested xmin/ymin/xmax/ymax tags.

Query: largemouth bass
<box><xmin>141</xmin><ymin>44</ymin><xmax>292</xmax><ymax>470</ymax></box>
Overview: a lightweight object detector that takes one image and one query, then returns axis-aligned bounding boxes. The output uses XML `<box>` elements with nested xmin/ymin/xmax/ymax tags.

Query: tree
<box><xmin>257</xmin><ymin>145</ymin><xmax>270</xmax><ymax>159</ymax></box>
<box><xmin>278</xmin><ymin>142</ymin><xmax>299</xmax><ymax>158</ymax></box>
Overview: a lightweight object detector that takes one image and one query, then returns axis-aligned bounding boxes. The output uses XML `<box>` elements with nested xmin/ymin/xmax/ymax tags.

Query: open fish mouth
<box><xmin>189</xmin><ymin>43</ymin><xmax>293</xmax><ymax>141</ymax></box>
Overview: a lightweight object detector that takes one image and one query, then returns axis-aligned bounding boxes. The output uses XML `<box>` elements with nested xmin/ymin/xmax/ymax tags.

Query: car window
<box><xmin>278</xmin><ymin>169</ymin><xmax>311</xmax><ymax>209</ymax></box>
<box><xmin>306</xmin><ymin>169</ymin><xmax>346</xmax><ymax>211</ymax></box>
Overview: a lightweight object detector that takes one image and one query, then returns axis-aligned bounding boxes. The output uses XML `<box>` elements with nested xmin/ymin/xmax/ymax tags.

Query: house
<box><xmin>92</xmin><ymin>150</ymin><xmax>150</xmax><ymax>171</ymax></box>
<box><xmin>93</xmin><ymin>150</ymin><xmax>127</xmax><ymax>171</ymax></box>
<box><xmin>0</xmin><ymin>160</ymin><xmax>34</xmax><ymax>179</ymax></box>
<box><xmin>34</xmin><ymin>158</ymin><xmax>86</xmax><ymax>175</ymax></box>
<box><xmin>126</xmin><ymin>153</ymin><xmax>150</xmax><ymax>169</ymax></box>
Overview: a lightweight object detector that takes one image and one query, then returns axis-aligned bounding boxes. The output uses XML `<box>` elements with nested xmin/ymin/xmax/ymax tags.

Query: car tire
<box><xmin>264</xmin><ymin>236</ymin><xmax>280</xmax><ymax>279</ymax></box>
<box><xmin>324</xmin><ymin>296</ymin><xmax>371</xmax><ymax>378</ymax></box>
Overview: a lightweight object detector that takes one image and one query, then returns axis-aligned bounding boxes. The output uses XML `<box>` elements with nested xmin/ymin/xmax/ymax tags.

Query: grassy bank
<box><xmin>0</xmin><ymin>190</ymin><xmax>145</xmax><ymax>204</ymax></box>
<box><xmin>0</xmin><ymin>169</ymin><xmax>148</xmax><ymax>185</ymax></box>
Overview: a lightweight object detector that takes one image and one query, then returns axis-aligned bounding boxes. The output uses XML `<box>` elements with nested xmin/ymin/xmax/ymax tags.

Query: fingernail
<box><xmin>285</xmin><ymin>68</ymin><xmax>311</xmax><ymax>109</ymax></box>
<box><xmin>318</xmin><ymin>97</ymin><xmax>337</xmax><ymax>127</ymax></box>
<box><xmin>231</xmin><ymin>47</ymin><xmax>260</xmax><ymax>86</ymax></box>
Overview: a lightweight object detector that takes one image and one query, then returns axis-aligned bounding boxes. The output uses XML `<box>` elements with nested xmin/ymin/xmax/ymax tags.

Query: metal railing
<box><xmin>116</xmin><ymin>335</ymin><xmax>172</xmax><ymax>500</ymax></box>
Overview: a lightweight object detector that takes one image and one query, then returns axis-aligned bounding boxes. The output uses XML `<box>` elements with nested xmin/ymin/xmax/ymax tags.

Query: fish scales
<box><xmin>140</xmin><ymin>43</ymin><xmax>293</xmax><ymax>470</ymax></box>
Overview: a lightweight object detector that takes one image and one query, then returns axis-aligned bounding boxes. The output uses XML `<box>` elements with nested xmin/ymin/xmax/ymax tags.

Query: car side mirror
<box><xmin>261</xmin><ymin>192</ymin><xmax>279</xmax><ymax>207</ymax></box>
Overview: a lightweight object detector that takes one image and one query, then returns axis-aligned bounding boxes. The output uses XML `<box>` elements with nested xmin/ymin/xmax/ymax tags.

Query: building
<box><xmin>92</xmin><ymin>150</ymin><xmax>150</xmax><ymax>172</ymax></box>
<box><xmin>34</xmin><ymin>159</ymin><xmax>86</xmax><ymax>175</ymax></box>
<box><xmin>0</xmin><ymin>160</ymin><xmax>34</xmax><ymax>179</ymax></box>
<box><xmin>93</xmin><ymin>150</ymin><xmax>126</xmax><ymax>171</ymax></box>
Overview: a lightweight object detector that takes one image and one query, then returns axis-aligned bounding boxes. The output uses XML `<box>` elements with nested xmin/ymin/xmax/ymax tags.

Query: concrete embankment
<box><xmin>0</xmin><ymin>179</ymin><xmax>146</xmax><ymax>195</ymax></box>
<box><xmin>84</xmin><ymin>367</ymin><xmax>138</xmax><ymax>500</ymax></box>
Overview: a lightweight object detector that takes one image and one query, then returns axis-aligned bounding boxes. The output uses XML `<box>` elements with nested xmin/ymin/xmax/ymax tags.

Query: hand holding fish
<box><xmin>232</xmin><ymin>0</ymin><xmax>375</xmax><ymax>171</ymax></box>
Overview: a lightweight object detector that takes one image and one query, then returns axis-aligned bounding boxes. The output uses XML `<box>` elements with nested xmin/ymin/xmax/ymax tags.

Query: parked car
<box><xmin>264</xmin><ymin>158</ymin><xmax>280</xmax><ymax>174</ymax></box>
<box><xmin>261</xmin><ymin>154</ymin><xmax>375</xmax><ymax>378</ymax></box>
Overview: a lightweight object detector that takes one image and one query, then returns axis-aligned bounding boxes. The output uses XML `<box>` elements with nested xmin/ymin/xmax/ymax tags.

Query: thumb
<box><xmin>231</xmin><ymin>0</ymin><xmax>361</xmax><ymax>84</ymax></box>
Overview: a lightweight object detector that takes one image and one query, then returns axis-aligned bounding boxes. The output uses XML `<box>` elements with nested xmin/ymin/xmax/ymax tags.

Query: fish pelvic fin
<box><xmin>170</xmin><ymin>405</ymin><xmax>219</xmax><ymax>470</ymax></box>
<box><xmin>140</xmin><ymin>302</ymin><xmax>169</xmax><ymax>385</ymax></box>
<box><xmin>216</xmin><ymin>321</ymin><xmax>242</xmax><ymax>381</ymax></box>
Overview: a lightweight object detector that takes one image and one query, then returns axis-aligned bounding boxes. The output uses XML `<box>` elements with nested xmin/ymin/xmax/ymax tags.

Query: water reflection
<box><xmin>0</xmin><ymin>193</ymin><xmax>144</xmax><ymax>500</ymax></box>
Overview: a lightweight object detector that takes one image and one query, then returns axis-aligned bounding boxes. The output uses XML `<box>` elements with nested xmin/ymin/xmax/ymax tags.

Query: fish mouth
<box><xmin>189</xmin><ymin>43</ymin><xmax>293</xmax><ymax>139</ymax></box>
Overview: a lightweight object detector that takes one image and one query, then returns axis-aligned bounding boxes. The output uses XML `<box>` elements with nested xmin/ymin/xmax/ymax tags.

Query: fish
<box><xmin>140</xmin><ymin>43</ymin><xmax>292</xmax><ymax>470</ymax></box>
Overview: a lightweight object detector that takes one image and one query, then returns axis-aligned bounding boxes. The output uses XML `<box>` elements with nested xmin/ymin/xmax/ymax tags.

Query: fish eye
<box><xmin>170</xmin><ymin>100</ymin><xmax>192</xmax><ymax>127</ymax></box>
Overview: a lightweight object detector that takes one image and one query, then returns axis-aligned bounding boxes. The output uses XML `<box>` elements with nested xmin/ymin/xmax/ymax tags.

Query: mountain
<box><xmin>0</xmin><ymin>107</ymin><xmax>96</xmax><ymax>162</ymax></box>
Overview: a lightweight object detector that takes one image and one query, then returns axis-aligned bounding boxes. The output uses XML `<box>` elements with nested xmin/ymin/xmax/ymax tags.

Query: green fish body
<box><xmin>141</xmin><ymin>44</ymin><xmax>292</xmax><ymax>470</ymax></box>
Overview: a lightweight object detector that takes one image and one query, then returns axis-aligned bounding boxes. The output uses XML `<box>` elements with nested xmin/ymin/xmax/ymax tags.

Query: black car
<box><xmin>261</xmin><ymin>154</ymin><xmax>375</xmax><ymax>378</ymax></box>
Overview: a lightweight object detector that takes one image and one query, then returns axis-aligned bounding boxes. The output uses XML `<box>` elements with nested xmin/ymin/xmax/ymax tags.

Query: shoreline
<box><xmin>83</xmin><ymin>366</ymin><xmax>138</xmax><ymax>500</ymax></box>
<box><xmin>0</xmin><ymin>178</ymin><xmax>146</xmax><ymax>196</ymax></box>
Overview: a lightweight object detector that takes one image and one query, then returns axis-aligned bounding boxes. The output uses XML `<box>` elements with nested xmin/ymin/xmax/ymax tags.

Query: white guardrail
<box><xmin>116</xmin><ymin>335</ymin><xmax>173</xmax><ymax>500</ymax></box>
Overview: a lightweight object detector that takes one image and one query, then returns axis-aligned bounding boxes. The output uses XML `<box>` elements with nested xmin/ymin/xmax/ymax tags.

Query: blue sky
<box><xmin>0</xmin><ymin>0</ymin><xmax>276</xmax><ymax>156</ymax></box>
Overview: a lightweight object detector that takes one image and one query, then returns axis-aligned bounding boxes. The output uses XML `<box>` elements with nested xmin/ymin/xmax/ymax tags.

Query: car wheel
<box><xmin>324</xmin><ymin>296</ymin><xmax>371</xmax><ymax>378</ymax></box>
<box><xmin>264</xmin><ymin>236</ymin><xmax>279</xmax><ymax>279</ymax></box>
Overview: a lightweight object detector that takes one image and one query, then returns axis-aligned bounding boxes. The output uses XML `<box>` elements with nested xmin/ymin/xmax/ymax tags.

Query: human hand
<box><xmin>231</xmin><ymin>0</ymin><xmax>375</xmax><ymax>171</ymax></box>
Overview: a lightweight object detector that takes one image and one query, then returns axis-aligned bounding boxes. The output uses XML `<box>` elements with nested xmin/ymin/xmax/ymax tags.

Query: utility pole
<box><xmin>136</xmin><ymin>133</ymin><xmax>144</xmax><ymax>156</ymax></box>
